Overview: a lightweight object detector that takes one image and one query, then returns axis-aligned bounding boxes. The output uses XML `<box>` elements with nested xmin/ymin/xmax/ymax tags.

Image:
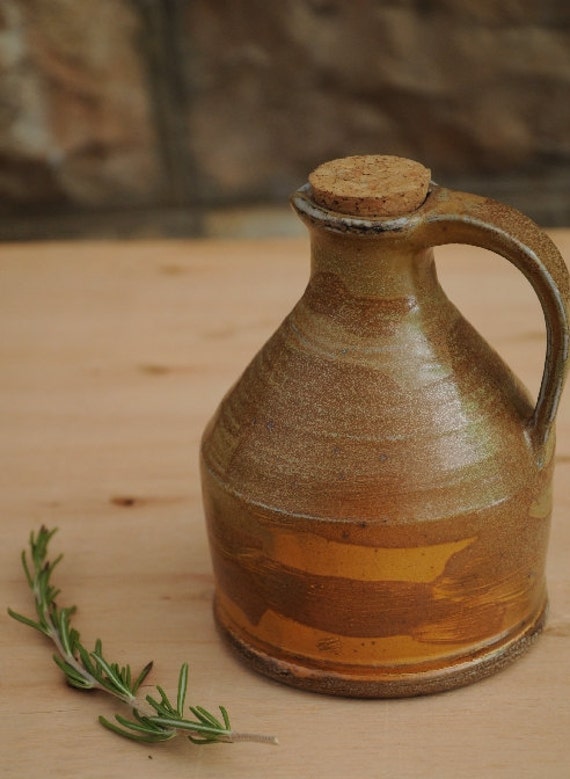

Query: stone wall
<box><xmin>1</xmin><ymin>0</ymin><xmax>569</xmax><ymax>239</ymax></box>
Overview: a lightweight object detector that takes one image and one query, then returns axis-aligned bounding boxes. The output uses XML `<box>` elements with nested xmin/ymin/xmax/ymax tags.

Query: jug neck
<box><xmin>291</xmin><ymin>182</ymin><xmax>443</xmax><ymax>303</ymax></box>
<box><xmin>307</xmin><ymin>226</ymin><xmax>438</xmax><ymax>302</ymax></box>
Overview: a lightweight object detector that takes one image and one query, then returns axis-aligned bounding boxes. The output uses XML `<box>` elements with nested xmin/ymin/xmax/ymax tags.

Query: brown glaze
<box><xmin>200</xmin><ymin>155</ymin><xmax>570</xmax><ymax>697</ymax></box>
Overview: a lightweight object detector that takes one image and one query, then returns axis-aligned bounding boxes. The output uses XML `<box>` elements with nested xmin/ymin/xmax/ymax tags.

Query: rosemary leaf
<box><xmin>6</xmin><ymin>608</ymin><xmax>45</xmax><ymax>635</ymax></box>
<box><xmin>132</xmin><ymin>660</ymin><xmax>154</xmax><ymax>695</ymax></box>
<box><xmin>176</xmin><ymin>662</ymin><xmax>188</xmax><ymax>716</ymax></box>
<box><xmin>98</xmin><ymin>715</ymin><xmax>176</xmax><ymax>743</ymax></box>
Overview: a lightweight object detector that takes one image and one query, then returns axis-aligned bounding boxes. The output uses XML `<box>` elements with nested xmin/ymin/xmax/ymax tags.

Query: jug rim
<box><xmin>291</xmin><ymin>181</ymin><xmax>440</xmax><ymax>236</ymax></box>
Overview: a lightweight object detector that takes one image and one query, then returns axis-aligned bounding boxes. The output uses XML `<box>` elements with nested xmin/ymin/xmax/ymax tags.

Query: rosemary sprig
<box><xmin>8</xmin><ymin>526</ymin><xmax>277</xmax><ymax>747</ymax></box>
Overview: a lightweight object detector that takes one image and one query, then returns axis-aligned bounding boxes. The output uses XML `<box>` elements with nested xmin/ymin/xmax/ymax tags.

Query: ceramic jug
<box><xmin>200</xmin><ymin>155</ymin><xmax>569</xmax><ymax>697</ymax></box>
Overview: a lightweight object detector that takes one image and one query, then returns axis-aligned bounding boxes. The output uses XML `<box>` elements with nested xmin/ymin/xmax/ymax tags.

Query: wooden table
<box><xmin>2</xmin><ymin>234</ymin><xmax>570</xmax><ymax>778</ymax></box>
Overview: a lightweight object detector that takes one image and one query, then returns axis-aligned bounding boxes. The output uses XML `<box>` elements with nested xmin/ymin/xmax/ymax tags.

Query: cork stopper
<box><xmin>308</xmin><ymin>155</ymin><xmax>431</xmax><ymax>218</ymax></box>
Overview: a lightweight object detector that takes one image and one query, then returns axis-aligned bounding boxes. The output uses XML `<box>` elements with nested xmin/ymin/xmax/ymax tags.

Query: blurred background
<box><xmin>0</xmin><ymin>0</ymin><xmax>568</xmax><ymax>241</ymax></box>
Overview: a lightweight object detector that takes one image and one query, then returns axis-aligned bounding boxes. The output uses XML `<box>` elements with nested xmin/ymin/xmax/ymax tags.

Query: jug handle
<box><xmin>413</xmin><ymin>185</ymin><xmax>570</xmax><ymax>458</ymax></box>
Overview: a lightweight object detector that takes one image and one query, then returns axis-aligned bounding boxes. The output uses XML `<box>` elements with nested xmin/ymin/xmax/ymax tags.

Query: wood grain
<box><xmin>1</xmin><ymin>235</ymin><xmax>570</xmax><ymax>778</ymax></box>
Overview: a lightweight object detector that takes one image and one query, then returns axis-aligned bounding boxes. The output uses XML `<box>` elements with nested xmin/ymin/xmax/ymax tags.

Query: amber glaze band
<box><xmin>214</xmin><ymin>595</ymin><xmax>547</xmax><ymax>698</ymax></box>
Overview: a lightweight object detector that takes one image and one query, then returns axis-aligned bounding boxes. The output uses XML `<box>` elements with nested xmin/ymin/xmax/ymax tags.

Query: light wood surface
<box><xmin>1</xmin><ymin>234</ymin><xmax>570</xmax><ymax>778</ymax></box>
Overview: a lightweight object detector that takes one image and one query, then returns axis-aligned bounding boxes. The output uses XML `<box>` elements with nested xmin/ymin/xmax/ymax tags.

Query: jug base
<box><xmin>214</xmin><ymin>597</ymin><xmax>547</xmax><ymax>698</ymax></box>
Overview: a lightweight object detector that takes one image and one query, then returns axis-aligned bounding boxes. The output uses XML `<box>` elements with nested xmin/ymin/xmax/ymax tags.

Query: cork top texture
<box><xmin>308</xmin><ymin>155</ymin><xmax>431</xmax><ymax>218</ymax></box>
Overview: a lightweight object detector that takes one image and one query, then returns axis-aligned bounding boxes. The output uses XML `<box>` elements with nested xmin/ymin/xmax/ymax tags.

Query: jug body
<box><xmin>200</xmin><ymin>156</ymin><xmax>569</xmax><ymax>696</ymax></box>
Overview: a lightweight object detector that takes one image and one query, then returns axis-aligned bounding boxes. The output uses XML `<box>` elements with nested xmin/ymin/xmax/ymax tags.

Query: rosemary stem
<box><xmin>226</xmin><ymin>732</ymin><xmax>280</xmax><ymax>745</ymax></box>
<box><xmin>47</xmin><ymin>625</ymin><xmax>100</xmax><ymax>688</ymax></box>
<box><xmin>147</xmin><ymin>717</ymin><xmax>278</xmax><ymax>745</ymax></box>
<box><xmin>35</xmin><ymin>579</ymin><xmax>135</xmax><ymax>705</ymax></box>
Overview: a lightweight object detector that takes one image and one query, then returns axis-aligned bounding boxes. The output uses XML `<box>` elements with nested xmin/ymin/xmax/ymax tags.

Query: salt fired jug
<box><xmin>201</xmin><ymin>155</ymin><xmax>570</xmax><ymax>697</ymax></box>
